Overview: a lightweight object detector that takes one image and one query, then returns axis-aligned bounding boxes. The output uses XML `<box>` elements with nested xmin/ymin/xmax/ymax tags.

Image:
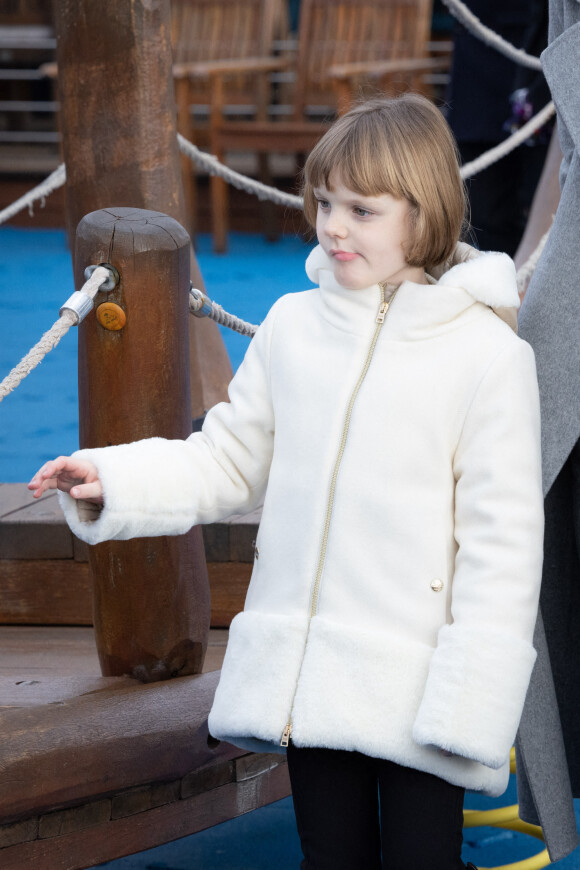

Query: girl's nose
<box><xmin>324</xmin><ymin>212</ymin><xmax>347</xmax><ymax>238</ymax></box>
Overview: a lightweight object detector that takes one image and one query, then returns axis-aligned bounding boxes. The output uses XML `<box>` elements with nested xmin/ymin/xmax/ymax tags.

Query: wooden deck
<box><xmin>0</xmin><ymin>486</ymin><xmax>291</xmax><ymax>870</ymax></box>
<box><xmin>0</xmin><ymin>483</ymin><xmax>258</xmax><ymax>628</ymax></box>
<box><xmin>0</xmin><ymin>624</ymin><xmax>229</xmax><ymax>703</ymax></box>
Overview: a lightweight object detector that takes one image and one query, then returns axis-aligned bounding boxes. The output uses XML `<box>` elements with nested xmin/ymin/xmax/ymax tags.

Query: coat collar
<box><xmin>305</xmin><ymin>243</ymin><xmax>519</xmax><ymax>338</ymax></box>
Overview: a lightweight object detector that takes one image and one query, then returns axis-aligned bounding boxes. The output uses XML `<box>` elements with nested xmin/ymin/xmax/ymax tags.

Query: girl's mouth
<box><xmin>331</xmin><ymin>250</ymin><xmax>358</xmax><ymax>262</ymax></box>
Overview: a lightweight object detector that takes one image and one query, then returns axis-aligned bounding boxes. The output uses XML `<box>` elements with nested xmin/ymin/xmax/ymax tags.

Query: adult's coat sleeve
<box><xmin>413</xmin><ymin>340</ymin><xmax>544</xmax><ymax>768</ymax></box>
<box><xmin>58</xmin><ymin>301</ymin><xmax>280</xmax><ymax>545</ymax></box>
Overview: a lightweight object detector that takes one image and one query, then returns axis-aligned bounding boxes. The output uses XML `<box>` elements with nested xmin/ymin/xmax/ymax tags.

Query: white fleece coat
<box><xmin>60</xmin><ymin>244</ymin><xmax>543</xmax><ymax>797</ymax></box>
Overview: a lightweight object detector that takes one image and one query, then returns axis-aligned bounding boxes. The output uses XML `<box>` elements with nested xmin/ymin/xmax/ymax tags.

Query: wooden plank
<box><xmin>110</xmin><ymin>780</ymin><xmax>181</xmax><ymax>820</ymax></box>
<box><xmin>0</xmin><ymin>626</ymin><xmax>228</xmax><ymax>683</ymax></box>
<box><xmin>0</xmin><ymin>670</ymin><xmax>236</xmax><ymax>822</ymax></box>
<box><xmin>0</xmin><ymin>484</ymin><xmax>53</xmax><ymax>517</ymax></box>
<box><xmin>207</xmin><ymin>561</ymin><xmax>252</xmax><ymax>627</ymax></box>
<box><xmin>0</xmin><ymin>674</ymin><xmax>138</xmax><ymax>709</ymax></box>
<box><xmin>0</xmin><ymin>627</ymin><xmax>100</xmax><ymax>677</ymax></box>
<box><xmin>0</xmin><ymin>487</ymin><xmax>73</xmax><ymax>565</ymax></box>
<box><xmin>0</xmin><ymin>560</ymin><xmax>92</xmax><ymax>625</ymax></box>
<box><xmin>228</xmin><ymin>506</ymin><xmax>262</xmax><ymax>560</ymax></box>
<box><xmin>38</xmin><ymin>801</ymin><xmax>112</xmax><ymax>840</ymax></box>
<box><xmin>0</xmin><ymin>762</ymin><xmax>291</xmax><ymax>870</ymax></box>
<box><xmin>0</xmin><ymin>818</ymin><xmax>38</xmax><ymax>850</ymax></box>
<box><xmin>0</xmin><ymin>560</ymin><xmax>251</xmax><ymax>627</ymax></box>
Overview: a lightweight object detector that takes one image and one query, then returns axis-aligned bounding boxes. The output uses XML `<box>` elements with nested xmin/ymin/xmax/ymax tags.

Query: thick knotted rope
<box><xmin>177</xmin><ymin>134</ymin><xmax>303</xmax><ymax>209</ymax></box>
<box><xmin>189</xmin><ymin>286</ymin><xmax>258</xmax><ymax>336</ymax></box>
<box><xmin>0</xmin><ymin>163</ymin><xmax>66</xmax><ymax>226</ymax></box>
<box><xmin>516</xmin><ymin>226</ymin><xmax>552</xmax><ymax>295</ymax></box>
<box><xmin>460</xmin><ymin>102</ymin><xmax>555</xmax><ymax>180</ymax></box>
<box><xmin>0</xmin><ymin>266</ymin><xmax>109</xmax><ymax>403</ymax></box>
<box><xmin>440</xmin><ymin>0</ymin><xmax>543</xmax><ymax>70</ymax></box>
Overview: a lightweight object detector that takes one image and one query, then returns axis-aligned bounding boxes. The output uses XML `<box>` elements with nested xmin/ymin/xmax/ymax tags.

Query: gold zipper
<box><xmin>280</xmin><ymin>281</ymin><xmax>398</xmax><ymax>747</ymax></box>
<box><xmin>281</xmin><ymin>722</ymin><xmax>292</xmax><ymax>747</ymax></box>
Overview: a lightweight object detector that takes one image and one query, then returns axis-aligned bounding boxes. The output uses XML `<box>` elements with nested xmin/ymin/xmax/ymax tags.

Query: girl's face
<box><xmin>314</xmin><ymin>170</ymin><xmax>427</xmax><ymax>290</ymax></box>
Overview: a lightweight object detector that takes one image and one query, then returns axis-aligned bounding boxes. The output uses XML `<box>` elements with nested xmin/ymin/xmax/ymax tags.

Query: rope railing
<box><xmin>177</xmin><ymin>98</ymin><xmax>555</xmax><ymax>211</ymax></box>
<box><xmin>516</xmin><ymin>226</ymin><xmax>552</xmax><ymax>295</ymax></box>
<box><xmin>0</xmin><ymin>103</ymin><xmax>554</xmax><ymax>232</ymax></box>
<box><xmin>0</xmin><ymin>163</ymin><xmax>66</xmax><ymax>226</ymax></box>
<box><xmin>189</xmin><ymin>286</ymin><xmax>258</xmax><ymax>336</ymax></box>
<box><xmin>440</xmin><ymin>0</ymin><xmax>543</xmax><ymax>70</ymax></box>
<box><xmin>0</xmin><ymin>265</ymin><xmax>112</xmax><ymax>403</ymax></box>
<box><xmin>0</xmin><ymin>0</ymin><xmax>552</xmax><ymax>230</ymax></box>
<box><xmin>460</xmin><ymin>102</ymin><xmax>556</xmax><ymax>180</ymax></box>
<box><xmin>177</xmin><ymin>134</ymin><xmax>303</xmax><ymax>209</ymax></box>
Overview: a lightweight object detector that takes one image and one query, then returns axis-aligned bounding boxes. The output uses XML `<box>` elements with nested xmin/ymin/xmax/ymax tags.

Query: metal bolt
<box><xmin>190</xmin><ymin>284</ymin><xmax>213</xmax><ymax>318</ymax></box>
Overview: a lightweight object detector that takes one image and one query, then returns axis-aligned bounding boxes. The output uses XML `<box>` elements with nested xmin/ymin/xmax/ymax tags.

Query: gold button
<box><xmin>430</xmin><ymin>578</ymin><xmax>444</xmax><ymax>592</ymax></box>
<box><xmin>96</xmin><ymin>302</ymin><xmax>126</xmax><ymax>331</ymax></box>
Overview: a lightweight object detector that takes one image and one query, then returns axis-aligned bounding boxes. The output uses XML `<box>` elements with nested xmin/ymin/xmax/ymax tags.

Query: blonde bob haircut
<box><xmin>302</xmin><ymin>94</ymin><xmax>467</xmax><ymax>271</ymax></box>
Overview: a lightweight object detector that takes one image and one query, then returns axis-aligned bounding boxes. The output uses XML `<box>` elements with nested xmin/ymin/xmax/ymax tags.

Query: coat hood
<box><xmin>305</xmin><ymin>242</ymin><xmax>520</xmax><ymax>332</ymax></box>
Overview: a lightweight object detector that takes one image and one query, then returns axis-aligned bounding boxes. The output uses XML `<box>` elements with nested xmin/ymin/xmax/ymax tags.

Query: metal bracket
<box><xmin>84</xmin><ymin>263</ymin><xmax>120</xmax><ymax>291</ymax></box>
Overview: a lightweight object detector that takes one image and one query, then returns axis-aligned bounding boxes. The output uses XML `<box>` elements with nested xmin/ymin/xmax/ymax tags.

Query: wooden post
<box><xmin>74</xmin><ymin>207</ymin><xmax>210</xmax><ymax>680</ymax></box>
<box><xmin>52</xmin><ymin>0</ymin><xmax>232</xmax><ymax>418</ymax></box>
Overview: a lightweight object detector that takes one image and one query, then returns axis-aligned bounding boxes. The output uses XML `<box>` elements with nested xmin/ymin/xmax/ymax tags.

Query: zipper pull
<box><xmin>376</xmin><ymin>301</ymin><xmax>389</xmax><ymax>324</ymax></box>
<box><xmin>280</xmin><ymin>722</ymin><xmax>292</xmax><ymax>747</ymax></box>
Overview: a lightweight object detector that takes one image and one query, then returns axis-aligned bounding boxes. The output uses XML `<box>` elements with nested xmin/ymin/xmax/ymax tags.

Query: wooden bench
<box><xmin>0</xmin><ymin>667</ymin><xmax>290</xmax><ymax>870</ymax></box>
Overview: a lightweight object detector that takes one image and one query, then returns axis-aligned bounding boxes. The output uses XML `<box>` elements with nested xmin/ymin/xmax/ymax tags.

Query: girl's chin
<box><xmin>332</xmin><ymin>265</ymin><xmax>368</xmax><ymax>290</ymax></box>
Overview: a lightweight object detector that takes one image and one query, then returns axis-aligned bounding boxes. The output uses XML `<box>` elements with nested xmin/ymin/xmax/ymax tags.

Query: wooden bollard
<box><xmin>52</xmin><ymin>0</ymin><xmax>233</xmax><ymax>420</ymax></box>
<box><xmin>75</xmin><ymin>207</ymin><xmax>210</xmax><ymax>681</ymax></box>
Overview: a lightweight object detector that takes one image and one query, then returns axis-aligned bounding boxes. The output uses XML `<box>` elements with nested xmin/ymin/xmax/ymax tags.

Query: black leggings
<box><xmin>287</xmin><ymin>743</ymin><xmax>466</xmax><ymax>870</ymax></box>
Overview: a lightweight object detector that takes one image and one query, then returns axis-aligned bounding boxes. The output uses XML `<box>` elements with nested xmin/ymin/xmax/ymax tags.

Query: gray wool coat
<box><xmin>516</xmin><ymin>0</ymin><xmax>580</xmax><ymax>861</ymax></box>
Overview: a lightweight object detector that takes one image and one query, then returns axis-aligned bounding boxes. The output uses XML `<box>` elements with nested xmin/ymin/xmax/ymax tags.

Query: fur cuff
<box><xmin>57</xmin><ymin>439</ymin><xmax>208</xmax><ymax>545</ymax></box>
<box><xmin>413</xmin><ymin>624</ymin><xmax>536</xmax><ymax>769</ymax></box>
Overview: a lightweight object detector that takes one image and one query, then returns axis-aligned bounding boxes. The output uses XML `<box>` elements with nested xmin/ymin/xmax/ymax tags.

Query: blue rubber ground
<box><xmin>1</xmin><ymin>227</ymin><xmax>578</xmax><ymax>868</ymax></box>
<box><xmin>90</xmin><ymin>780</ymin><xmax>580</xmax><ymax>869</ymax></box>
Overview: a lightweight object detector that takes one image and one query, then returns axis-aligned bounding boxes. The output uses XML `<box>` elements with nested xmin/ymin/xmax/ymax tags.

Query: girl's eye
<box><xmin>354</xmin><ymin>207</ymin><xmax>371</xmax><ymax>217</ymax></box>
<box><xmin>316</xmin><ymin>198</ymin><xmax>330</xmax><ymax>210</ymax></box>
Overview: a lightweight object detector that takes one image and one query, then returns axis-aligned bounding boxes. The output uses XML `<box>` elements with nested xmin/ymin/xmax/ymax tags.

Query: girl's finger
<box><xmin>28</xmin><ymin>476</ymin><xmax>58</xmax><ymax>498</ymax></box>
<box><xmin>28</xmin><ymin>464</ymin><xmax>50</xmax><ymax>488</ymax></box>
<box><xmin>70</xmin><ymin>480</ymin><xmax>104</xmax><ymax>502</ymax></box>
<box><xmin>29</xmin><ymin>457</ymin><xmax>66</xmax><ymax>487</ymax></box>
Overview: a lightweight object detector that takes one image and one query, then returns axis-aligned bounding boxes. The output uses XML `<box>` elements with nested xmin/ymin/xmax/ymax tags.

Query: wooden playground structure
<box><xmin>0</xmin><ymin>1</ymin><xmax>562</xmax><ymax>868</ymax></box>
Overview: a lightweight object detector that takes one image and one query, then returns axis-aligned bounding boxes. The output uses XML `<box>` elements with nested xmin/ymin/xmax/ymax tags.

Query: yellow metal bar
<box><xmin>463</xmin><ymin>805</ymin><xmax>520</xmax><ymax>828</ymax></box>
<box><xmin>478</xmin><ymin>849</ymin><xmax>550</xmax><ymax>870</ymax></box>
<box><xmin>462</xmin><ymin>748</ymin><xmax>550</xmax><ymax>870</ymax></box>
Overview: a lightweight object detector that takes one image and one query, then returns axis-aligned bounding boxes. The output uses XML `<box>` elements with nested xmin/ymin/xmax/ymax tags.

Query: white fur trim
<box><xmin>307</xmin><ymin>244</ymin><xmax>519</xmax><ymax>311</ymax></box>
<box><xmin>305</xmin><ymin>244</ymin><xmax>330</xmax><ymax>285</ymax></box>
<box><xmin>57</xmin><ymin>439</ymin><xmax>204</xmax><ymax>545</ymax></box>
<box><xmin>290</xmin><ymin>616</ymin><xmax>510</xmax><ymax>795</ymax></box>
<box><xmin>413</xmin><ymin>623</ymin><xmax>537</xmax><ymax>769</ymax></box>
<box><xmin>208</xmin><ymin>610</ymin><xmax>309</xmax><ymax>744</ymax></box>
<box><xmin>440</xmin><ymin>252</ymin><xmax>519</xmax><ymax>309</ymax></box>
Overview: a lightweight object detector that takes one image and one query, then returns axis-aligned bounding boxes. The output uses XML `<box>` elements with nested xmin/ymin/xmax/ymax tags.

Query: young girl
<box><xmin>29</xmin><ymin>95</ymin><xmax>543</xmax><ymax>870</ymax></box>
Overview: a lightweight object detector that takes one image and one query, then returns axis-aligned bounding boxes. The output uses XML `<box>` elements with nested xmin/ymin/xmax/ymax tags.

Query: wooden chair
<box><xmin>171</xmin><ymin>0</ymin><xmax>289</xmax><ymax>237</ymax></box>
<box><xmin>205</xmin><ymin>0</ymin><xmax>449</xmax><ymax>251</ymax></box>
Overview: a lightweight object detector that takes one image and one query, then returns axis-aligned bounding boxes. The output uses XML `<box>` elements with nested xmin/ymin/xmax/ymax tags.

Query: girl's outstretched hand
<box><xmin>28</xmin><ymin>456</ymin><xmax>104</xmax><ymax>504</ymax></box>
